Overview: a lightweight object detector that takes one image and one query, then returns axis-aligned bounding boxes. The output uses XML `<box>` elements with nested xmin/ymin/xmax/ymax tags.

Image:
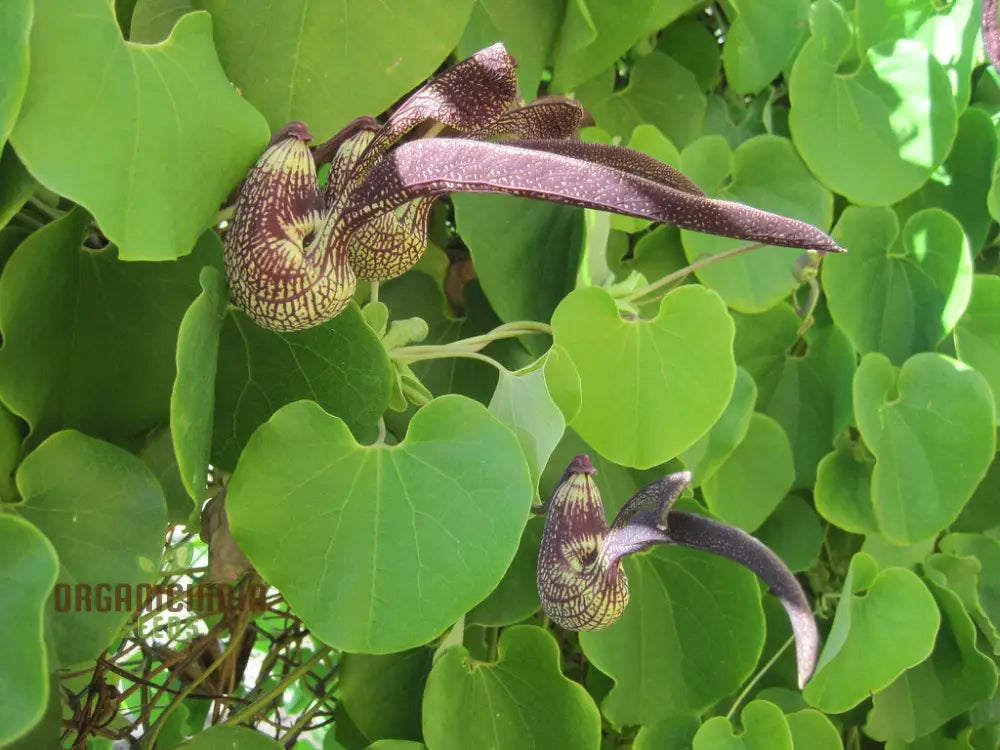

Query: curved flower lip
<box><xmin>538</xmin><ymin>454</ymin><xmax>820</xmax><ymax>689</ymax></box>
<box><xmin>224</xmin><ymin>42</ymin><xmax>846</xmax><ymax>331</ymax></box>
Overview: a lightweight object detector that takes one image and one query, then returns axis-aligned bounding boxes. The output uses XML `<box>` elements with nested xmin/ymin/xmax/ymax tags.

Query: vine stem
<box><xmin>28</xmin><ymin>196</ymin><xmax>65</xmax><ymax>220</ymax></box>
<box><xmin>622</xmin><ymin>242</ymin><xmax>765</xmax><ymax>304</ymax></box>
<box><xmin>724</xmin><ymin>635</ymin><xmax>794</xmax><ymax>721</ymax></box>
<box><xmin>222</xmin><ymin>646</ymin><xmax>333</xmax><ymax>728</ymax></box>
<box><xmin>278</xmin><ymin>684</ymin><xmax>337</xmax><ymax>745</ymax></box>
<box><xmin>397</xmin><ymin>349</ymin><xmax>509</xmax><ymax>373</ymax></box>
<box><xmin>391</xmin><ymin>320</ymin><xmax>552</xmax><ymax>363</ymax></box>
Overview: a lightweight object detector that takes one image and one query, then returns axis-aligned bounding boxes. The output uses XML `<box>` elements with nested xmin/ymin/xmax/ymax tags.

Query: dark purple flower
<box><xmin>224</xmin><ymin>44</ymin><xmax>844</xmax><ymax>332</ymax></box>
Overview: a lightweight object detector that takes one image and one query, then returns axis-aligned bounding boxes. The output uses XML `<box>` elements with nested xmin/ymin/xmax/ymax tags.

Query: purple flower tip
<box><xmin>569</xmin><ymin>454</ymin><xmax>596</xmax><ymax>474</ymax></box>
<box><xmin>269</xmin><ymin>121</ymin><xmax>313</xmax><ymax>147</ymax></box>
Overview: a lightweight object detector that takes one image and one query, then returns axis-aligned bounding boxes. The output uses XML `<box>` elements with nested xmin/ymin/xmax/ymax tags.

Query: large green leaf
<box><xmin>576</xmin><ymin>52</ymin><xmax>707</xmax><ymax>148</ymax></box>
<box><xmin>453</xmin><ymin>193</ymin><xmax>582</xmax><ymax>340</ymax></box>
<box><xmin>867</xmin><ymin>579</ymin><xmax>997</xmax><ymax>743</ymax></box>
<box><xmin>14</xmin><ymin>430</ymin><xmax>167</xmax><ymax>666</ymax></box>
<box><xmin>422</xmin><ymin>625</ymin><xmax>601</xmax><ymax>750</ymax></box>
<box><xmin>579</xmin><ymin>546</ymin><xmax>765</xmax><ymax>727</ymax></box>
<box><xmin>227</xmin><ymin>396</ymin><xmax>532</xmax><ymax>653</ymax></box>
<box><xmin>0</xmin><ymin>209</ymin><xmax>221</xmax><ymax>446</ymax></box>
<box><xmin>734</xmin><ymin>310</ymin><xmax>856</xmax><ymax>487</ymax></box>
<box><xmin>465</xmin><ymin>516</ymin><xmax>543</xmax><ymax>627</ymax></box>
<box><xmin>552</xmin><ymin>285</ymin><xmax>735</xmax><ymax>469</ymax></box>
<box><xmin>680</xmin><ymin>135</ymin><xmax>833</xmax><ymax>312</ymax></box>
<box><xmin>550</xmin><ymin>0</ymin><xmax>661</xmax><ymax>92</ymax></box>
<box><xmin>895</xmin><ymin>107</ymin><xmax>997</xmax><ymax>252</ymax></box>
<box><xmin>756</xmin><ymin>495</ymin><xmax>823</xmax><ymax>573</ymax></box>
<box><xmin>212</xmin><ymin>303</ymin><xmax>392</xmax><ymax>471</ymax></box>
<box><xmin>855</xmin><ymin>0</ymin><xmax>979</xmax><ymax>109</ymax></box>
<box><xmin>804</xmin><ymin>553</ymin><xmax>940</xmax><ymax>713</ymax></box>
<box><xmin>788</xmin><ymin>0</ymin><xmax>957</xmax><ymax>205</ymax></box>
<box><xmin>457</xmin><ymin>0</ymin><xmax>562</xmax><ymax>97</ymax></box>
<box><xmin>824</xmin><ymin>207</ymin><xmax>972</xmax><ymax>365</ymax></box>
<box><xmin>955</xmin><ymin>275</ymin><xmax>1000</xmax><ymax>423</ymax></box>
<box><xmin>0</xmin><ymin>0</ymin><xmax>31</xmax><ymax>148</ymax></box>
<box><xmin>10</xmin><ymin>0</ymin><xmax>267</xmax><ymax>260</ymax></box>
<box><xmin>0</xmin><ymin>515</ymin><xmax>57</xmax><ymax>747</ymax></box>
<box><xmin>853</xmin><ymin>352</ymin><xmax>995</xmax><ymax>543</ymax></box>
<box><xmin>171</xmin><ymin>266</ymin><xmax>227</xmax><ymax>501</ymax></box>
<box><xmin>340</xmin><ymin>648</ymin><xmax>431</xmax><ymax>744</ymax></box>
<box><xmin>722</xmin><ymin>0</ymin><xmax>809</xmax><ymax>95</ymax></box>
<box><xmin>702</xmin><ymin>412</ymin><xmax>794</xmax><ymax>532</ymax></box>
<box><xmin>488</xmin><ymin>357</ymin><xmax>568</xmax><ymax>494</ymax></box>
<box><xmin>199</xmin><ymin>0</ymin><xmax>473</xmax><ymax>140</ymax></box>
<box><xmin>680</xmin><ymin>367</ymin><xmax>756</xmax><ymax>487</ymax></box>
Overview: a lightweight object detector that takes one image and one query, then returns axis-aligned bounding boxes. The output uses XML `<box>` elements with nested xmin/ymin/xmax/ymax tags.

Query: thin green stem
<box><xmin>144</xmin><ymin>634</ymin><xmax>243</xmax><ymax>747</ymax></box>
<box><xmin>370</xmin><ymin>280</ymin><xmax>380</xmax><ymax>305</ymax></box>
<box><xmin>724</xmin><ymin>635</ymin><xmax>794</xmax><ymax>721</ymax></box>
<box><xmin>223</xmin><ymin>646</ymin><xmax>333</xmax><ymax>728</ymax></box>
<box><xmin>623</xmin><ymin>243</ymin><xmax>765</xmax><ymax>304</ymax></box>
<box><xmin>399</xmin><ymin>350</ymin><xmax>509</xmax><ymax>373</ymax></box>
<box><xmin>278</xmin><ymin>687</ymin><xmax>337</xmax><ymax>745</ymax></box>
<box><xmin>213</xmin><ymin>205</ymin><xmax>236</xmax><ymax>227</ymax></box>
<box><xmin>28</xmin><ymin>196</ymin><xmax>65</xmax><ymax>220</ymax></box>
<box><xmin>12</xmin><ymin>212</ymin><xmax>44</xmax><ymax>230</ymax></box>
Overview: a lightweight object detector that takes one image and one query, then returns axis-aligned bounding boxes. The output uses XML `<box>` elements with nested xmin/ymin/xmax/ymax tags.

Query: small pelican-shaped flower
<box><xmin>537</xmin><ymin>454</ymin><xmax>820</xmax><ymax>688</ymax></box>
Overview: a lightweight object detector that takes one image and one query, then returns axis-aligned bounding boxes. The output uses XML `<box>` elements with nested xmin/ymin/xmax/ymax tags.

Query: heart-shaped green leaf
<box><xmin>10</xmin><ymin>0</ymin><xmax>267</xmax><ymax>260</ymax></box>
<box><xmin>552</xmin><ymin>285</ymin><xmax>736</xmax><ymax>469</ymax></box>
<box><xmin>680</xmin><ymin>135</ymin><xmax>832</xmax><ymax>313</ymax></box>
<box><xmin>814</xmin><ymin>442</ymin><xmax>879</xmax><ymax>536</ymax></box>
<box><xmin>422</xmin><ymin>625</ymin><xmax>601</xmax><ymax>750</ymax></box>
<box><xmin>854</xmin><ymin>352</ymin><xmax>995</xmax><ymax>543</ymax></box>
<box><xmin>579</xmin><ymin>546</ymin><xmax>765</xmax><ymax>728</ymax></box>
<box><xmin>0</xmin><ymin>515</ymin><xmax>58</xmax><ymax>747</ymax></box>
<box><xmin>227</xmin><ymin>396</ymin><xmax>532</xmax><ymax>652</ymax></box>
<box><xmin>955</xmin><ymin>274</ymin><xmax>1000</xmax><ymax>423</ymax></box>
<box><xmin>935</xmin><ymin>533</ymin><xmax>1000</xmax><ymax>654</ymax></box>
<box><xmin>825</xmin><ymin>207</ymin><xmax>972</xmax><ymax>366</ymax></box>
<box><xmin>14</xmin><ymin>431</ymin><xmax>166</xmax><ymax>666</ymax></box>
<box><xmin>789</xmin><ymin>0</ymin><xmax>957</xmax><ymax>204</ymax></box>
<box><xmin>804</xmin><ymin>553</ymin><xmax>939</xmax><ymax>713</ymax></box>
<box><xmin>702</xmin><ymin>413</ymin><xmax>794</xmax><ymax>532</ymax></box>
<box><xmin>693</xmin><ymin>700</ymin><xmax>793</xmax><ymax>750</ymax></box>
<box><xmin>212</xmin><ymin>304</ymin><xmax>392</xmax><ymax>470</ymax></box>
<box><xmin>0</xmin><ymin>210</ymin><xmax>220</xmax><ymax>447</ymax></box>
<box><xmin>866</xmin><ymin>577</ymin><xmax>997</xmax><ymax>743</ymax></box>
<box><xmin>0</xmin><ymin>147</ymin><xmax>34</xmax><ymax>231</ymax></box>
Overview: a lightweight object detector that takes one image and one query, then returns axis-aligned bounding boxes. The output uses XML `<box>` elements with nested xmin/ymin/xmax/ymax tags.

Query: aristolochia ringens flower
<box><xmin>223</xmin><ymin>43</ymin><xmax>844</xmax><ymax>332</ymax></box>
<box><xmin>537</xmin><ymin>454</ymin><xmax>820</xmax><ymax>688</ymax></box>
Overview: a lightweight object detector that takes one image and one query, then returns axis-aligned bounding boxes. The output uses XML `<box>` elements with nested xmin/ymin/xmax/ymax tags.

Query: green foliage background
<box><xmin>1</xmin><ymin>0</ymin><xmax>1000</xmax><ymax>748</ymax></box>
